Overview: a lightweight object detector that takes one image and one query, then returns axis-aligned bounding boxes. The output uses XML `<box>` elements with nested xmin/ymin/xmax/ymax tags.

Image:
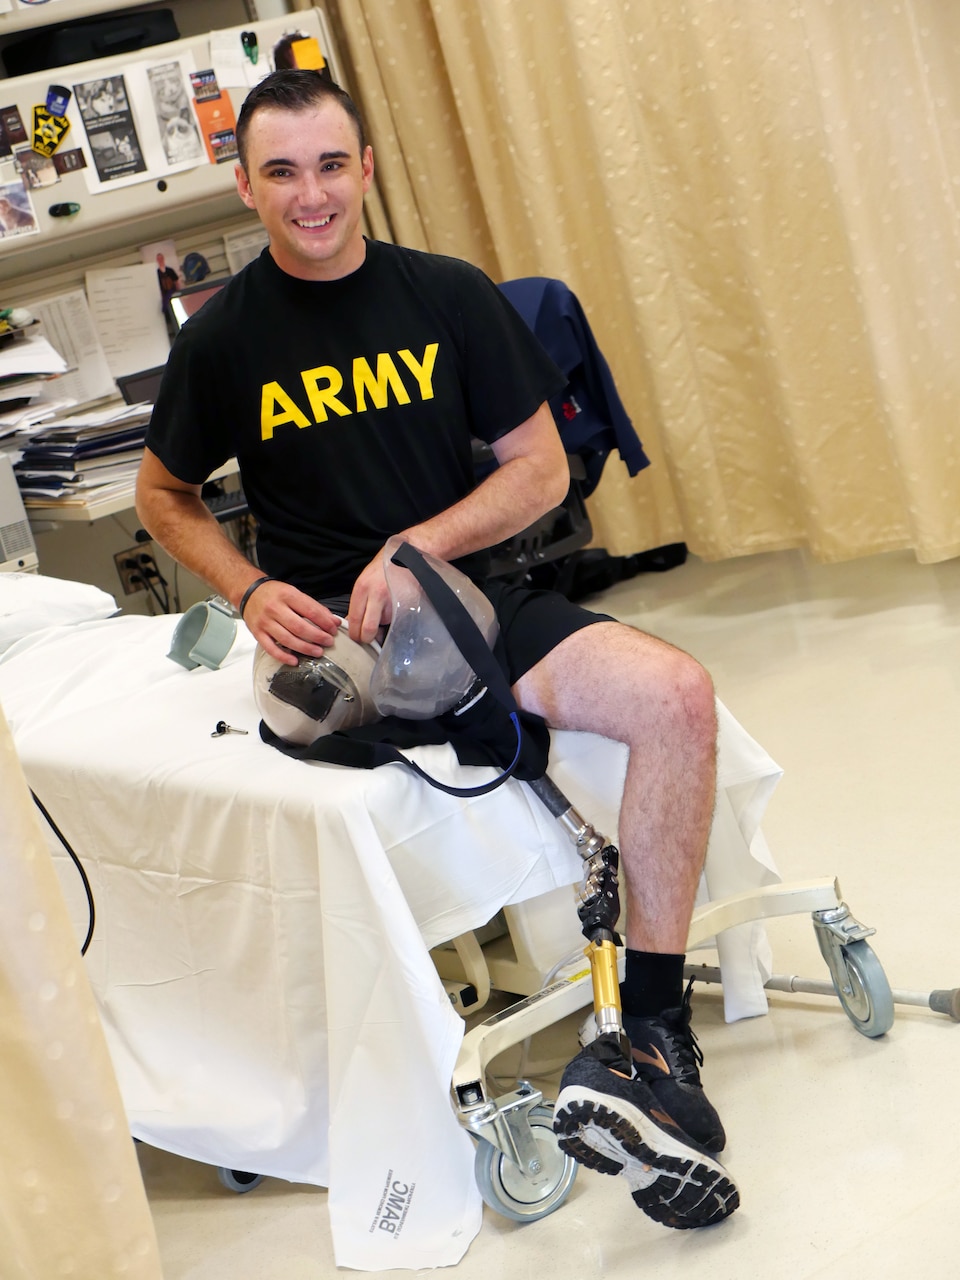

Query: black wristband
<box><xmin>238</xmin><ymin>575</ymin><xmax>275</xmax><ymax>619</ymax></box>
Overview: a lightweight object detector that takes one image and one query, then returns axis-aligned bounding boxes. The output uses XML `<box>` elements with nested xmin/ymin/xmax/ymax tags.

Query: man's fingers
<box><xmin>280</xmin><ymin>612</ymin><xmax>340</xmax><ymax>648</ymax></box>
<box><xmin>347</xmin><ymin>556</ymin><xmax>395</xmax><ymax>644</ymax></box>
<box><xmin>257</xmin><ymin>635</ymin><xmax>299</xmax><ymax>666</ymax></box>
<box><xmin>347</xmin><ymin>594</ymin><xmax>382</xmax><ymax>644</ymax></box>
<box><xmin>242</xmin><ymin>579</ymin><xmax>341</xmax><ymax>655</ymax></box>
<box><xmin>254</xmin><ymin>617</ymin><xmax>337</xmax><ymax>665</ymax></box>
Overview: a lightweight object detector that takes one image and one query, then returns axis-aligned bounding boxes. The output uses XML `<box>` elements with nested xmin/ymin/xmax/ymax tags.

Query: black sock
<box><xmin>620</xmin><ymin>949</ymin><xmax>685</xmax><ymax>1020</ymax></box>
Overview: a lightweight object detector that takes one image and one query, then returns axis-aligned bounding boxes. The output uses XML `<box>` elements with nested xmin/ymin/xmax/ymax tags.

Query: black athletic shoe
<box><xmin>624</xmin><ymin>980</ymin><xmax>726</xmax><ymax>1153</ymax></box>
<box><xmin>553</xmin><ymin>1036</ymin><xmax>739</xmax><ymax>1230</ymax></box>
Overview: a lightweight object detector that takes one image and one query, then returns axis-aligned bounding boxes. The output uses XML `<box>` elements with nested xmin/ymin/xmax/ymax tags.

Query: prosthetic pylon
<box><xmin>527</xmin><ymin>774</ymin><xmax>632</xmax><ymax>1063</ymax></box>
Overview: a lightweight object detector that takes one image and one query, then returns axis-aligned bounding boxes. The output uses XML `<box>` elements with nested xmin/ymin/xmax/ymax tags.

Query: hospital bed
<box><xmin>0</xmin><ymin>578</ymin><xmax>896</xmax><ymax>1271</ymax></box>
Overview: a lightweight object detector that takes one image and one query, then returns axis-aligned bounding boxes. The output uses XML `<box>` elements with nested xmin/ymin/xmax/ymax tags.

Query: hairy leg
<box><xmin>513</xmin><ymin>621</ymin><xmax>717</xmax><ymax>952</ymax></box>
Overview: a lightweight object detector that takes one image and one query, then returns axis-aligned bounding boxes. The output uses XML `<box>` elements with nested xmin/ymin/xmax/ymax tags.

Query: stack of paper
<box><xmin>0</xmin><ymin>330</ymin><xmax>71</xmax><ymax>437</ymax></box>
<box><xmin>0</xmin><ymin>400</ymin><xmax>65</xmax><ymax>442</ymax></box>
<box><xmin>14</xmin><ymin>403</ymin><xmax>152</xmax><ymax>506</ymax></box>
<box><xmin>21</xmin><ymin>289</ymin><xmax>120</xmax><ymax>414</ymax></box>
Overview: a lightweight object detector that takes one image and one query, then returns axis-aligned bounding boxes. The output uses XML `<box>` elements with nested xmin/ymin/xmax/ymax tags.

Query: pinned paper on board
<box><xmin>0</xmin><ymin>161</ymin><xmax>37</xmax><ymax>238</ymax></box>
<box><xmin>210</xmin><ymin>29</ymin><xmax>264</xmax><ymax>90</ymax></box>
<box><xmin>140</xmin><ymin>237</ymin><xmax>182</xmax><ymax>303</ymax></box>
<box><xmin>289</xmin><ymin>37</ymin><xmax>326</xmax><ymax>70</ymax></box>
<box><xmin>51</xmin><ymin>148</ymin><xmax>86</xmax><ymax>176</ymax></box>
<box><xmin>22</xmin><ymin>289</ymin><xmax>117</xmax><ymax>409</ymax></box>
<box><xmin>223</xmin><ymin>225</ymin><xmax>269</xmax><ymax>275</ymax></box>
<box><xmin>0</xmin><ymin>104</ymin><xmax>28</xmax><ymax>156</ymax></box>
<box><xmin>15</xmin><ymin>145</ymin><xmax>58</xmax><ymax>189</ymax></box>
<box><xmin>189</xmin><ymin>69</ymin><xmax>239</xmax><ymax>165</ymax></box>
<box><xmin>147</xmin><ymin>62</ymin><xmax>204</xmax><ymax>167</ymax></box>
<box><xmin>272</xmin><ymin>31</ymin><xmax>332</xmax><ymax>78</ymax></box>
<box><xmin>73</xmin><ymin>75</ymin><xmax>146</xmax><ymax>183</ymax></box>
<box><xmin>84</xmin><ymin>262</ymin><xmax>171</xmax><ymax>379</ymax></box>
<box><xmin>71</xmin><ymin>56</ymin><xmax>209</xmax><ymax>194</ymax></box>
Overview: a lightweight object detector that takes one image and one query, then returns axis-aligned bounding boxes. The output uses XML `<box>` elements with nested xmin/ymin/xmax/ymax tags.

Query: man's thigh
<box><xmin>486</xmin><ymin>579</ymin><xmax>612</xmax><ymax>685</ymax></box>
<box><xmin>513</xmin><ymin>616</ymin><xmax>705</xmax><ymax>742</ymax></box>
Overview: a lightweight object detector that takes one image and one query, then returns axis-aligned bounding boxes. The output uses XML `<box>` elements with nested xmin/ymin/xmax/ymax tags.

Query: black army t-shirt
<box><xmin>146</xmin><ymin>240</ymin><xmax>566</xmax><ymax>598</ymax></box>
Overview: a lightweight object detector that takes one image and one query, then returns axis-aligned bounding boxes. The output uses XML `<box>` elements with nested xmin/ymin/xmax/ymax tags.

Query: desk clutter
<box><xmin>0</xmin><ymin>244</ymin><xmax>244</xmax><ymax>523</ymax></box>
<box><xmin>0</xmin><ymin>312</ymin><xmax>70</xmax><ymax>434</ymax></box>
<box><xmin>13</xmin><ymin>402</ymin><xmax>152</xmax><ymax>507</ymax></box>
<box><xmin>0</xmin><ymin>311</ymin><xmax>152</xmax><ymax>515</ymax></box>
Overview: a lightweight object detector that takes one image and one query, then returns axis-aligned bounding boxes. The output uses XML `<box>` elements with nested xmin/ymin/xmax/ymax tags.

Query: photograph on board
<box><xmin>73</xmin><ymin>75</ymin><xmax>146</xmax><ymax>182</ymax></box>
<box><xmin>148</xmin><ymin>62</ymin><xmax>204</xmax><ymax>166</ymax></box>
<box><xmin>0</xmin><ymin>174</ymin><xmax>37</xmax><ymax>237</ymax></box>
<box><xmin>14</xmin><ymin>146</ymin><xmax>58</xmax><ymax>189</ymax></box>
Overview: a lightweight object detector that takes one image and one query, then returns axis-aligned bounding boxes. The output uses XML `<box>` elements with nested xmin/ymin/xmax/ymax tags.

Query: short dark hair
<box><xmin>235</xmin><ymin>70</ymin><xmax>367</xmax><ymax>170</ymax></box>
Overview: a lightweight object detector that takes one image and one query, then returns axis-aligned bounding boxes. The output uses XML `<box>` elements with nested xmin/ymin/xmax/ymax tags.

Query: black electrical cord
<box><xmin>136</xmin><ymin>554</ymin><xmax>171</xmax><ymax>614</ymax></box>
<box><xmin>30</xmin><ymin>791</ymin><xmax>95</xmax><ymax>956</ymax></box>
<box><xmin>138</xmin><ymin>569</ymin><xmax>170</xmax><ymax>616</ymax></box>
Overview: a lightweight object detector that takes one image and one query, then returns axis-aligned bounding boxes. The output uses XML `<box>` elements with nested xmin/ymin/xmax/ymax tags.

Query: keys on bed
<box><xmin>211</xmin><ymin>721</ymin><xmax>248</xmax><ymax>738</ymax></box>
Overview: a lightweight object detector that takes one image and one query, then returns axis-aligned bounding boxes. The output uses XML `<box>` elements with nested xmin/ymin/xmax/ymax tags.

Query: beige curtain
<box><xmin>319</xmin><ymin>0</ymin><xmax>960</xmax><ymax>563</ymax></box>
<box><xmin>0</xmin><ymin>704</ymin><xmax>163</xmax><ymax>1279</ymax></box>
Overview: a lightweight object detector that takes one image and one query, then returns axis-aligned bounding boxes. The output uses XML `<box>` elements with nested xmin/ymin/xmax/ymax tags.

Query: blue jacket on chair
<box><xmin>498</xmin><ymin>276</ymin><xmax>650</xmax><ymax>496</ymax></box>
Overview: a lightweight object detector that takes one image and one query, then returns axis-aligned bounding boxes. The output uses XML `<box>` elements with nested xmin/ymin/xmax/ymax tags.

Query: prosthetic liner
<box><xmin>252</xmin><ymin>537</ymin><xmax>500</xmax><ymax>743</ymax></box>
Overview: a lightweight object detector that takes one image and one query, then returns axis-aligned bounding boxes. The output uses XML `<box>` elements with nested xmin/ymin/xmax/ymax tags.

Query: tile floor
<box><xmin>138</xmin><ymin>548</ymin><xmax>960</xmax><ymax>1278</ymax></box>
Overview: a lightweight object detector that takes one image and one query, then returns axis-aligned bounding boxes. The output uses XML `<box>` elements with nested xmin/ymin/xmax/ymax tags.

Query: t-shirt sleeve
<box><xmin>144</xmin><ymin>321</ymin><xmax>235</xmax><ymax>484</ymax></box>
<box><xmin>453</xmin><ymin>265</ymin><xmax>568</xmax><ymax>445</ymax></box>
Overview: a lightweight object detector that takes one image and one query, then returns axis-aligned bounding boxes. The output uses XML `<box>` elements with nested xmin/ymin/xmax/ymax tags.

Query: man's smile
<box><xmin>237</xmin><ymin>99</ymin><xmax>373</xmax><ymax>279</ymax></box>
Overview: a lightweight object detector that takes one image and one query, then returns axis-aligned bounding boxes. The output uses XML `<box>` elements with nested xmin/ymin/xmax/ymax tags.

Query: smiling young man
<box><xmin>136</xmin><ymin>70</ymin><xmax>739</xmax><ymax>1231</ymax></box>
<box><xmin>235</xmin><ymin>88</ymin><xmax>373</xmax><ymax>281</ymax></box>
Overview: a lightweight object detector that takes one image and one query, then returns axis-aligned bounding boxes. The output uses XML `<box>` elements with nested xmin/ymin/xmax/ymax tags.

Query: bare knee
<box><xmin>597</xmin><ymin>624</ymin><xmax>716</xmax><ymax>749</ymax></box>
<box><xmin>658</xmin><ymin>648</ymin><xmax>716</xmax><ymax>754</ymax></box>
<box><xmin>515</xmin><ymin>620</ymin><xmax>716</xmax><ymax>749</ymax></box>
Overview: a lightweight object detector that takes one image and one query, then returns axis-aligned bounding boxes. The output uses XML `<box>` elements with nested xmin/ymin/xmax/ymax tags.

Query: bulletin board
<box><xmin>0</xmin><ymin>7</ymin><xmax>340</xmax><ymax>280</ymax></box>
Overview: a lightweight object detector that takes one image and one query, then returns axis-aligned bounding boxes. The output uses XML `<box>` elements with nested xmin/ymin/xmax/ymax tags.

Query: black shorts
<box><xmin>483</xmin><ymin>580</ymin><xmax>614</xmax><ymax>685</ymax></box>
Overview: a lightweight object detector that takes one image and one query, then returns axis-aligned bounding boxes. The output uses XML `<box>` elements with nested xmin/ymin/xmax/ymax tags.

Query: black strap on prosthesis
<box><xmin>260</xmin><ymin>542</ymin><xmax>550</xmax><ymax>797</ymax></box>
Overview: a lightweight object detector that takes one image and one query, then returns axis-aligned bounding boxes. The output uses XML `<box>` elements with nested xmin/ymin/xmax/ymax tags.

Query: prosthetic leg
<box><xmin>451</xmin><ymin>772</ymin><xmax>631</xmax><ymax>1222</ymax></box>
<box><xmin>527</xmin><ymin>775</ymin><xmax>632</xmax><ymax>1059</ymax></box>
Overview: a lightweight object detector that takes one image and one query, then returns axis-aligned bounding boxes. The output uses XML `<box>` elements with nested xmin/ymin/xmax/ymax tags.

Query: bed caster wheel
<box><xmin>474</xmin><ymin>1104</ymin><xmax>577</xmax><ymax>1222</ymax></box>
<box><xmin>830</xmin><ymin>939</ymin><xmax>895</xmax><ymax>1038</ymax></box>
<box><xmin>814</xmin><ymin>905</ymin><xmax>895</xmax><ymax>1039</ymax></box>
<box><xmin>216</xmin><ymin>1166</ymin><xmax>264</xmax><ymax>1194</ymax></box>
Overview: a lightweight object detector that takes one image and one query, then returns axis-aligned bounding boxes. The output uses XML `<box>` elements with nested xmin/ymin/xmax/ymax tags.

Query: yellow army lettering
<box><xmin>259</xmin><ymin>343</ymin><xmax>439</xmax><ymax>441</ymax></box>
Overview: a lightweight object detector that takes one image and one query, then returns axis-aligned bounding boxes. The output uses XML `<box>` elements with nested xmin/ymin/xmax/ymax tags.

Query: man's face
<box><xmin>236</xmin><ymin>100</ymin><xmax>373</xmax><ymax>282</ymax></box>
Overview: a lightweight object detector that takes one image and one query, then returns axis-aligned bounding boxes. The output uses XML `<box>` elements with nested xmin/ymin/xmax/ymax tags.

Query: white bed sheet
<box><xmin>0</xmin><ymin>614</ymin><xmax>781</xmax><ymax>1270</ymax></box>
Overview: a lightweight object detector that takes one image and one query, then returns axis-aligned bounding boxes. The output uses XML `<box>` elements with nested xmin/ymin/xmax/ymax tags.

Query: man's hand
<box><xmin>241</xmin><ymin>578</ymin><xmax>342</xmax><ymax>665</ymax></box>
<box><xmin>346</xmin><ymin>551</ymin><xmax>394</xmax><ymax>644</ymax></box>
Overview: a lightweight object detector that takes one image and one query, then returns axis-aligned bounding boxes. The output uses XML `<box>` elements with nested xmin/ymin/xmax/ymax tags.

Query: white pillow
<box><xmin>0</xmin><ymin>572</ymin><xmax>118</xmax><ymax>654</ymax></box>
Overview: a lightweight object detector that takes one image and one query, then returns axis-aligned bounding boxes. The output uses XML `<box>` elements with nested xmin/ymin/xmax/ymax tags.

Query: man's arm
<box><xmin>135</xmin><ymin>448</ymin><xmax>340</xmax><ymax>665</ymax></box>
<box><xmin>347</xmin><ymin>402</ymin><xmax>569</xmax><ymax>642</ymax></box>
